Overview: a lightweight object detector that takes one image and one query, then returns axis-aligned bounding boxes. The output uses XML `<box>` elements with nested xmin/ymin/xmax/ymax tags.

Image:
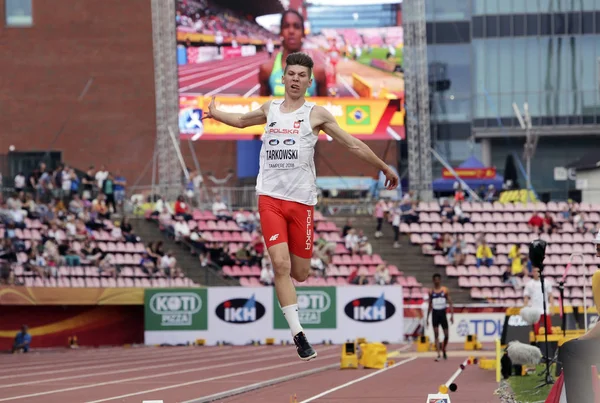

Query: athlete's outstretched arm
<box><xmin>314</xmin><ymin>105</ymin><xmax>399</xmax><ymax>190</ymax></box>
<box><xmin>205</xmin><ymin>96</ymin><xmax>268</xmax><ymax>128</ymax></box>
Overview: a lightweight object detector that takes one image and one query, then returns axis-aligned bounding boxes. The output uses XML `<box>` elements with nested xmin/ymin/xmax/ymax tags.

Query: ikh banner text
<box><xmin>144</xmin><ymin>286</ymin><xmax>404</xmax><ymax>345</ymax></box>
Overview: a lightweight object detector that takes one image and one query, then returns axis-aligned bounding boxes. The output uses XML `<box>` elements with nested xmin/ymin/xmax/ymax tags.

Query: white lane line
<box><xmin>0</xmin><ymin>347</ymin><xmax>338</xmax><ymax>402</ymax></box>
<box><xmin>204</xmin><ymin>69</ymin><xmax>259</xmax><ymax>97</ymax></box>
<box><xmin>0</xmin><ymin>347</ymin><xmax>236</xmax><ymax>379</ymax></box>
<box><xmin>338</xmin><ymin>74</ymin><xmax>360</xmax><ymax>98</ymax></box>
<box><xmin>84</xmin><ymin>349</ymin><xmax>340</xmax><ymax>403</ymax></box>
<box><xmin>179</xmin><ymin>60</ymin><xmax>264</xmax><ymax>92</ymax></box>
<box><xmin>181</xmin><ymin>363</ymin><xmax>339</xmax><ymax>403</ymax></box>
<box><xmin>178</xmin><ymin>58</ymin><xmax>254</xmax><ymax>82</ymax></box>
<box><xmin>0</xmin><ymin>347</ymin><xmax>275</xmax><ymax>388</ymax></box>
<box><xmin>298</xmin><ymin>356</ymin><xmax>419</xmax><ymax>403</ymax></box>
<box><xmin>243</xmin><ymin>83</ymin><xmax>260</xmax><ymax>98</ymax></box>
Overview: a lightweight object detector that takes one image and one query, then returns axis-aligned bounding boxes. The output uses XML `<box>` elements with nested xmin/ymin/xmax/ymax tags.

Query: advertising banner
<box><xmin>424</xmin><ymin>313</ymin><xmax>505</xmax><ymax>343</ymax></box>
<box><xmin>442</xmin><ymin>167</ymin><xmax>496</xmax><ymax>179</ymax></box>
<box><xmin>144</xmin><ymin>288</ymin><xmax>208</xmax><ymax>345</ymax></box>
<box><xmin>208</xmin><ymin>287</ymin><xmax>272</xmax><ymax>345</ymax></box>
<box><xmin>144</xmin><ymin>286</ymin><xmax>404</xmax><ymax>346</ymax></box>
<box><xmin>336</xmin><ymin>286</ymin><xmax>404</xmax><ymax>344</ymax></box>
<box><xmin>178</xmin><ymin>96</ymin><xmax>402</xmax><ymax>140</ymax></box>
<box><xmin>187</xmin><ymin>46</ymin><xmax>220</xmax><ymax>64</ymax></box>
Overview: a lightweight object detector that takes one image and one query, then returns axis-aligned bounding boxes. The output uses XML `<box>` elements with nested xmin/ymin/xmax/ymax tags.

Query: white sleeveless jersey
<box><xmin>256</xmin><ymin>100</ymin><xmax>318</xmax><ymax>206</ymax></box>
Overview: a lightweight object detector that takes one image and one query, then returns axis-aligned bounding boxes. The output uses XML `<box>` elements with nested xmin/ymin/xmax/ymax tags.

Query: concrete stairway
<box><xmin>328</xmin><ymin>215</ymin><xmax>472</xmax><ymax>304</ymax></box>
<box><xmin>131</xmin><ymin>218</ymin><xmax>238</xmax><ymax>287</ymax></box>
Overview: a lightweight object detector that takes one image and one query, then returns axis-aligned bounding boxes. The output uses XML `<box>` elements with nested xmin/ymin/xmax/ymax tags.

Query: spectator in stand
<box><xmin>374</xmin><ymin>199</ymin><xmax>386</xmax><ymax>238</ymax></box>
<box><xmin>484</xmin><ymin>184</ymin><xmax>496</xmax><ymax>201</ymax></box>
<box><xmin>120</xmin><ymin>217</ymin><xmax>137</xmax><ymax>243</ymax></box>
<box><xmin>260</xmin><ymin>254</ymin><xmax>274</xmax><ymax>285</ymax></box>
<box><xmin>314</xmin><ymin>236</ymin><xmax>336</xmax><ymax>265</ymax></box>
<box><xmin>401</xmin><ymin>201</ymin><xmax>419</xmax><ymax>224</ymax></box>
<box><xmin>447</xmin><ymin>235</ymin><xmax>466</xmax><ymax>265</ymax></box>
<box><xmin>508</xmin><ymin>243</ymin><xmax>520</xmax><ymax>265</ymax></box>
<box><xmin>102</xmin><ymin>172</ymin><xmax>116</xmax><ymax>213</ymax></box>
<box><xmin>528</xmin><ymin>212</ymin><xmax>544</xmax><ymax>233</ymax></box>
<box><xmin>211</xmin><ymin>195</ymin><xmax>230</xmax><ymax>220</ymax></box>
<box><xmin>356</xmin><ymin>230</ymin><xmax>373</xmax><ymax>255</ymax></box>
<box><xmin>374</xmin><ymin>264</ymin><xmax>391</xmax><ymax>285</ymax></box>
<box><xmin>173</xmin><ymin>216</ymin><xmax>191</xmax><ymax>242</ymax></box>
<box><xmin>92</xmin><ymin>193</ymin><xmax>110</xmax><ymax>220</ymax></box>
<box><xmin>310</xmin><ymin>252</ymin><xmax>326</xmax><ymax>277</ymax></box>
<box><xmin>95</xmin><ymin>165</ymin><xmax>108</xmax><ymax>191</ymax></box>
<box><xmin>113</xmin><ymin>171</ymin><xmax>127</xmax><ymax>211</ymax></box>
<box><xmin>82</xmin><ymin>166</ymin><xmax>95</xmax><ymax>200</ymax></box>
<box><xmin>573</xmin><ymin>211</ymin><xmax>587</xmax><ymax>234</ymax></box>
<box><xmin>543</xmin><ymin>212</ymin><xmax>558</xmax><ymax>234</ymax></box>
<box><xmin>342</xmin><ymin>218</ymin><xmax>354</xmax><ymax>237</ymax></box>
<box><xmin>391</xmin><ymin>201</ymin><xmax>401</xmax><ymax>248</ymax></box>
<box><xmin>174</xmin><ymin>195</ymin><xmax>193</xmax><ymax>221</ymax></box>
<box><xmin>14</xmin><ymin>172</ymin><xmax>25</xmax><ymax>193</ymax></box>
<box><xmin>435</xmin><ymin>233</ymin><xmax>453</xmax><ymax>255</ymax></box>
<box><xmin>159</xmin><ymin>251</ymin><xmax>179</xmax><ymax>278</ymax></box>
<box><xmin>348</xmin><ymin>266</ymin><xmax>367</xmax><ymax>285</ymax></box>
<box><xmin>345</xmin><ymin>228</ymin><xmax>359</xmax><ymax>254</ymax></box>
<box><xmin>440</xmin><ymin>199</ymin><xmax>455</xmax><ymax>223</ymax></box>
<box><xmin>12</xmin><ymin>325</ymin><xmax>32</xmax><ymax>354</ymax></box>
<box><xmin>453</xmin><ymin>201</ymin><xmax>470</xmax><ymax>224</ymax></box>
<box><xmin>476</xmin><ymin>240</ymin><xmax>494</xmax><ymax>268</ymax></box>
<box><xmin>453</xmin><ymin>182</ymin><xmax>465</xmax><ymax>202</ymax></box>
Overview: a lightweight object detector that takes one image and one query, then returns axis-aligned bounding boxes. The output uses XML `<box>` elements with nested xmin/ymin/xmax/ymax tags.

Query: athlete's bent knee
<box><xmin>271</xmin><ymin>257</ymin><xmax>292</xmax><ymax>277</ymax></box>
<box><xmin>291</xmin><ymin>268</ymin><xmax>310</xmax><ymax>282</ymax></box>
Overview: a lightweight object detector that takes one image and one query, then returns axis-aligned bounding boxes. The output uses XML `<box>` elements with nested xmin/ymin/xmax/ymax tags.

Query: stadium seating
<box><xmin>402</xmin><ymin>201</ymin><xmax>600</xmax><ymax>306</ymax></box>
<box><xmin>152</xmin><ymin>207</ymin><xmax>427</xmax><ymax>303</ymax></box>
<box><xmin>5</xmin><ymin>217</ymin><xmax>199</xmax><ymax>288</ymax></box>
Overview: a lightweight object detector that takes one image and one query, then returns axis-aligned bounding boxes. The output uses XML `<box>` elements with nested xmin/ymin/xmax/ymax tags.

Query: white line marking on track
<box><xmin>178</xmin><ymin>58</ymin><xmax>255</xmax><ymax>82</ymax></box>
<box><xmin>0</xmin><ymin>346</ymin><xmax>279</xmax><ymax>388</ymax></box>
<box><xmin>181</xmin><ymin>363</ymin><xmax>339</xmax><ymax>403</ymax></box>
<box><xmin>243</xmin><ymin>83</ymin><xmax>260</xmax><ymax>98</ymax></box>
<box><xmin>204</xmin><ymin>69</ymin><xmax>258</xmax><ymax>97</ymax></box>
<box><xmin>83</xmin><ymin>350</ymin><xmax>340</xmax><ymax>403</ymax></box>
<box><xmin>0</xmin><ymin>347</ymin><xmax>338</xmax><ymax>402</ymax></box>
<box><xmin>0</xmin><ymin>347</ymin><xmax>237</xmax><ymax>379</ymax></box>
<box><xmin>179</xmin><ymin>60</ymin><xmax>264</xmax><ymax>92</ymax></box>
<box><xmin>338</xmin><ymin>74</ymin><xmax>360</xmax><ymax>98</ymax></box>
<box><xmin>298</xmin><ymin>356</ymin><xmax>419</xmax><ymax>403</ymax></box>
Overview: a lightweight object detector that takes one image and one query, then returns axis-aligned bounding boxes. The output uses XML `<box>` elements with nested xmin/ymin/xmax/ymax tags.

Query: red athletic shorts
<box><xmin>258</xmin><ymin>195</ymin><xmax>314</xmax><ymax>259</ymax></box>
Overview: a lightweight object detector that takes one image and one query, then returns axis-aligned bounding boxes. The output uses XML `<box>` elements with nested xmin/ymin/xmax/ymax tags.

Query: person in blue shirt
<box><xmin>259</xmin><ymin>10</ymin><xmax>328</xmax><ymax>97</ymax></box>
<box><xmin>12</xmin><ymin>325</ymin><xmax>32</xmax><ymax>353</ymax></box>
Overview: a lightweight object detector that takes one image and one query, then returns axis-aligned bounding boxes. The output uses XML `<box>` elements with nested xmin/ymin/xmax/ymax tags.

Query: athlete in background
<box><xmin>427</xmin><ymin>273</ymin><xmax>454</xmax><ymax>361</ymax></box>
<box><xmin>206</xmin><ymin>52</ymin><xmax>398</xmax><ymax>360</ymax></box>
<box><xmin>259</xmin><ymin>10</ymin><xmax>328</xmax><ymax>97</ymax></box>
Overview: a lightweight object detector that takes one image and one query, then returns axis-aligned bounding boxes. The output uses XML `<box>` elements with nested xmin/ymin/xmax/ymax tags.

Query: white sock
<box><xmin>281</xmin><ymin>304</ymin><xmax>303</xmax><ymax>336</ymax></box>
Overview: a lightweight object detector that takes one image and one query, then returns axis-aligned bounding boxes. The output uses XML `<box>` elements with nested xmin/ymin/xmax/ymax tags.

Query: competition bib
<box><xmin>265</xmin><ymin>136</ymin><xmax>300</xmax><ymax>170</ymax></box>
<box><xmin>432</xmin><ymin>296</ymin><xmax>447</xmax><ymax>311</ymax></box>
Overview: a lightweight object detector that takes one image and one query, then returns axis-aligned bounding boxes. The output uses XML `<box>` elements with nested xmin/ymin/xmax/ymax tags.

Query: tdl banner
<box><xmin>424</xmin><ymin>313</ymin><xmax>505</xmax><ymax>343</ymax></box>
<box><xmin>144</xmin><ymin>286</ymin><xmax>404</xmax><ymax>346</ymax></box>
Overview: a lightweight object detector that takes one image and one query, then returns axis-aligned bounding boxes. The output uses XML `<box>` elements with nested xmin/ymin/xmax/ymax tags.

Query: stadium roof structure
<box><xmin>567</xmin><ymin>151</ymin><xmax>600</xmax><ymax>172</ymax></box>
<box><xmin>219</xmin><ymin>0</ymin><xmax>285</xmax><ymax>18</ymax></box>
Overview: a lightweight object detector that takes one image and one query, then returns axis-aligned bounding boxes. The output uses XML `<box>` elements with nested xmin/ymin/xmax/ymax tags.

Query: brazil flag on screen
<box><xmin>346</xmin><ymin>105</ymin><xmax>371</xmax><ymax>126</ymax></box>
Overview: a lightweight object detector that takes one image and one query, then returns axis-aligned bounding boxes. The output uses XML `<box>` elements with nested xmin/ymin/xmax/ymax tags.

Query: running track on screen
<box><xmin>0</xmin><ymin>343</ymin><xmax>501</xmax><ymax>403</ymax></box>
<box><xmin>178</xmin><ymin>49</ymin><xmax>356</xmax><ymax>98</ymax></box>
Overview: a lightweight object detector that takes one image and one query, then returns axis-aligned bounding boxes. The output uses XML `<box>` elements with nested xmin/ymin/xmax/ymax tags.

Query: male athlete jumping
<box><xmin>205</xmin><ymin>52</ymin><xmax>399</xmax><ymax>361</ymax></box>
<box><xmin>427</xmin><ymin>273</ymin><xmax>454</xmax><ymax>361</ymax></box>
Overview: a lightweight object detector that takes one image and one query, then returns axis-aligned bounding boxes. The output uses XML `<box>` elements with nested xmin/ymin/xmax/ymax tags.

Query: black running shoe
<box><xmin>443</xmin><ymin>351</ymin><xmax>448</xmax><ymax>360</ymax></box>
<box><xmin>293</xmin><ymin>332</ymin><xmax>317</xmax><ymax>361</ymax></box>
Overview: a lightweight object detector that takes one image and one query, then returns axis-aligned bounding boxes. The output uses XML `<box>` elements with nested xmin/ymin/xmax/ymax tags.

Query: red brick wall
<box><xmin>0</xmin><ymin>0</ymin><xmax>158</xmax><ymax>185</ymax></box>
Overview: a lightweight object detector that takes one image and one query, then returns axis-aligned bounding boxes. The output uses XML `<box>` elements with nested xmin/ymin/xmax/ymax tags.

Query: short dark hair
<box><xmin>280</xmin><ymin>9</ymin><xmax>305</xmax><ymax>36</ymax></box>
<box><xmin>432</xmin><ymin>273</ymin><xmax>442</xmax><ymax>280</ymax></box>
<box><xmin>285</xmin><ymin>52</ymin><xmax>314</xmax><ymax>74</ymax></box>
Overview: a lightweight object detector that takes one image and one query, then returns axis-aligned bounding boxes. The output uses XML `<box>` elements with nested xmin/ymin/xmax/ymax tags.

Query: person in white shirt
<box><xmin>523</xmin><ymin>267</ymin><xmax>554</xmax><ymax>335</ymax></box>
<box><xmin>95</xmin><ymin>165</ymin><xmax>108</xmax><ymax>190</ymax></box>
<box><xmin>14</xmin><ymin>173</ymin><xmax>26</xmax><ymax>192</ymax></box>
<box><xmin>374</xmin><ymin>264</ymin><xmax>391</xmax><ymax>285</ymax></box>
<box><xmin>260</xmin><ymin>254</ymin><xmax>274</xmax><ymax>285</ymax></box>
<box><xmin>211</xmin><ymin>195</ymin><xmax>229</xmax><ymax>219</ymax></box>
<box><xmin>344</xmin><ymin>229</ymin><xmax>359</xmax><ymax>254</ymax></box>
<box><xmin>173</xmin><ymin>216</ymin><xmax>191</xmax><ymax>241</ymax></box>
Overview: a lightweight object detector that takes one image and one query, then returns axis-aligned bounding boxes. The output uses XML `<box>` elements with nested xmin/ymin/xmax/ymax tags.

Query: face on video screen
<box><xmin>175</xmin><ymin>0</ymin><xmax>405</xmax><ymax>140</ymax></box>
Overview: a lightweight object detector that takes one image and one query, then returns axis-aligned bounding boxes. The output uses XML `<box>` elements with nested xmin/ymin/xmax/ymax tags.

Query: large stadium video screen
<box><xmin>176</xmin><ymin>0</ymin><xmax>404</xmax><ymax>140</ymax></box>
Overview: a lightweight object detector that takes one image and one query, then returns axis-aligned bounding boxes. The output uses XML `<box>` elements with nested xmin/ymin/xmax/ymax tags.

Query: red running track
<box><xmin>178</xmin><ymin>50</ymin><xmax>355</xmax><ymax>98</ymax></box>
<box><xmin>0</xmin><ymin>344</ymin><xmax>500</xmax><ymax>403</ymax></box>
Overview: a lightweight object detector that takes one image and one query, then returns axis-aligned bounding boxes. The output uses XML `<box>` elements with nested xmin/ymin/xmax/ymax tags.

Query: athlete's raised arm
<box><xmin>205</xmin><ymin>96</ymin><xmax>269</xmax><ymax>128</ymax></box>
<box><xmin>312</xmin><ymin>105</ymin><xmax>399</xmax><ymax>190</ymax></box>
